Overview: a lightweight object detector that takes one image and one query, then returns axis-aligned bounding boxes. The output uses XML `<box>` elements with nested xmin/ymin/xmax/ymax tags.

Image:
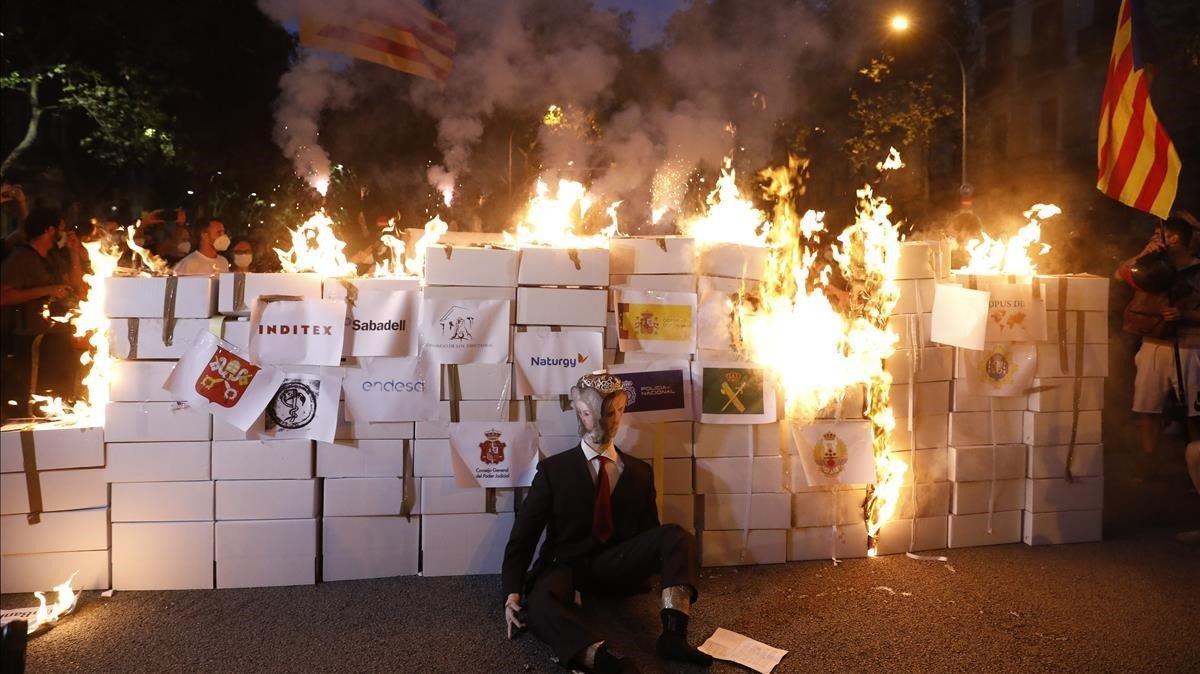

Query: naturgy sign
<box><xmin>514</xmin><ymin>330</ymin><xmax>604</xmax><ymax>397</ymax></box>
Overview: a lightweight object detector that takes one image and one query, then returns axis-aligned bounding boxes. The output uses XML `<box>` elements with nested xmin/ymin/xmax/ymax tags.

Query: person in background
<box><xmin>0</xmin><ymin>207</ymin><xmax>87</xmax><ymax>419</ymax></box>
<box><xmin>229</xmin><ymin>237</ymin><xmax>256</xmax><ymax>273</ymax></box>
<box><xmin>174</xmin><ymin>218</ymin><xmax>231</xmax><ymax>275</ymax></box>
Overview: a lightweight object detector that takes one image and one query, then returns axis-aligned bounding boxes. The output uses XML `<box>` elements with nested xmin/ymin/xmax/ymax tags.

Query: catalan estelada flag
<box><xmin>1096</xmin><ymin>0</ymin><xmax>1180</xmax><ymax>218</ymax></box>
<box><xmin>300</xmin><ymin>2</ymin><xmax>455</xmax><ymax>82</ymax></box>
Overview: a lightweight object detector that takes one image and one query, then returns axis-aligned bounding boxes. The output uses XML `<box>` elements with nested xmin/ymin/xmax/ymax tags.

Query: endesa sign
<box><xmin>342</xmin><ymin>356</ymin><xmax>440</xmax><ymax>422</ymax></box>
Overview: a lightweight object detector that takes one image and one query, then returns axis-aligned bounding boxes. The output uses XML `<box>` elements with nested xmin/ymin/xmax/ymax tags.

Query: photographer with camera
<box><xmin>1117</xmin><ymin>218</ymin><xmax>1200</xmax><ymax>467</ymax></box>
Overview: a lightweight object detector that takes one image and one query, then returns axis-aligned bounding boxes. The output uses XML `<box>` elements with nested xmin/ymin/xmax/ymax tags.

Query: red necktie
<box><xmin>592</xmin><ymin>455</ymin><xmax>614</xmax><ymax>543</ymax></box>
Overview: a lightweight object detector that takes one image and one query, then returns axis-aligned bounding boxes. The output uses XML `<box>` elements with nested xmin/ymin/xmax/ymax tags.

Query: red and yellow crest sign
<box><xmin>195</xmin><ymin>346</ymin><xmax>262</xmax><ymax>408</ymax></box>
<box><xmin>479</xmin><ymin>428</ymin><xmax>506</xmax><ymax>465</ymax></box>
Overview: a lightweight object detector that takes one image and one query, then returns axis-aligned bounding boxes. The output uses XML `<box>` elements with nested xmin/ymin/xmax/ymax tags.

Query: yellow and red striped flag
<box><xmin>1096</xmin><ymin>0</ymin><xmax>1180</xmax><ymax>218</ymax></box>
<box><xmin>300</xmin><ymin>2</ymin><xmax>455</xmax><ymax>83</ymax></box>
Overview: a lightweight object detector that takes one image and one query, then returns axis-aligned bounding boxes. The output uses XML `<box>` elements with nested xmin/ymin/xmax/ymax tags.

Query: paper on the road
<box><xmin>698</xmin><ymin>627</ymin><xmax>787</xmax><ymax>673</ymax></box>
<box><xmin>1</xmin><ymin>606</ymin><xmax>38</xmax><ymax>626</ymax></box>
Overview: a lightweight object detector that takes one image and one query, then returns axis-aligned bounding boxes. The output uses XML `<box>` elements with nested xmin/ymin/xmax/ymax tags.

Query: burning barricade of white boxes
<box><xmin>0</xmin><ymin>226</ymin><xmax>1110</xmax><ymax>594</ymax></box>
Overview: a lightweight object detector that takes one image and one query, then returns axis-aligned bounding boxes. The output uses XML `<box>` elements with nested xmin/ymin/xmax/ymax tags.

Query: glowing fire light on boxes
<box><xmin>505</xmin><ymin>178</ymin><xmax>620</xmax><ymax>249</ymax></box>
<box><xmin>275</xmin><ymin>210</ymin><xmax>358</xmax><ymax>278</ymax></box>
<box><xmin>679</xmin><ymin>157</ymin><xmax>769</xmax><ymax>247</ymax></box>
<box><xmin>957</xmin><ymin>203</ymin><xmax>1058</xmax><ymax>275</ymax></box>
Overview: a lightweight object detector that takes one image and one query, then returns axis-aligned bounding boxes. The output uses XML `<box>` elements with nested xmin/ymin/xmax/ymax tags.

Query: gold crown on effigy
<box><xmin>576</xmin><ymin>371</ymin><xmax>624</xmax><ymax>396</ymax></box>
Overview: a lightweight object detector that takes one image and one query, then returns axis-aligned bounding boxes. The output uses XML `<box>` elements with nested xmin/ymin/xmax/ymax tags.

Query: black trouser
<box><xmin>1</xmin><ymin>332</ymin><xmax>80</xmax><ymax>421</ymax></box>
<box><xmin>525</xmin><ymin>524</ymin><xmax>699</xmax><ymax>665</ymax></box>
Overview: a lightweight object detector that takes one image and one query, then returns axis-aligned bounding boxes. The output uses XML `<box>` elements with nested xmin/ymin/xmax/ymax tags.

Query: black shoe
<box><xmin>656</xmin><ymin>609</ymin><xmax>713</xmax><ymax>667</ymax></box>
<box><xmin>594</xmin><ymin>643</ymin><xmax>639</xmax><ymax>674</ymax></box>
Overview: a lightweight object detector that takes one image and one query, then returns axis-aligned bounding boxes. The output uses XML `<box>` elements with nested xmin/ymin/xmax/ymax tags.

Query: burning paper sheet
<box><xmin>513</xmin><ymin>330</ymin><xmax>604</xmax><ymax>397</ymax></box>
<box><xmin>698</xmin><ymin>628</ymin><xmax>787</xmax><ymax>674</ymax></box>
<box><xmin>250</xmin><ymin>297</ymin><xmax>347</xmax><ymax>367</ymax></box>
<box><xmin>163</xmin><ymin>331</ymin><xmax>284</xmax><ymax>431</ymax></box>
<box><xmin>342</xmin><ymin>357</ymin><xmax>440</xmax><ymax>422</ymax></box>
<box><xmin>449</xmin><ymin>421</ymin><xmax>539</xmax><ymax>488</ymax></box>
<box><xmin>614</xmin><ymin>288</ymin><xmax>698</xmax><ymax>355</ymax></box>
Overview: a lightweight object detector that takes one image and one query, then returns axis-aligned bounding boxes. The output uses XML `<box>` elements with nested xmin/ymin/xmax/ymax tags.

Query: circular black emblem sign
<box><xmin>267</xmin><ymin>380</ymin><xmax>318</xmax><ymax>429</ymax></box>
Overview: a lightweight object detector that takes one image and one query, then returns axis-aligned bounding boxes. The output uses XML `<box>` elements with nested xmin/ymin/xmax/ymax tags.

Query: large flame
<box><xmin>125</xmin><ymin>224</ymin><xmax>169</xmax><ymax>275</ymax></box>
<box><xmin>274</xmin><ymin>210</ymin><xmax>357</xmax><ymax>277</ymax></box>
<box><xmin>32</xmin><ymin>235</ymin><xmax>122</xmax><ymax>424</ymax></box>
<box><xmin>679</xmin><ymin>157</ymin><xmax>769</xmax><ymax>247</ymax></box>
<box><xmin>25</xmin><ymin>573</ymin><xmax>79</xmax><ymax>634</ymax></box>
<box><xmin>506</xmin><ymin>178</ymin><xmax>618</xmax><ymax>248</ymax></box>
<box><xmin>958</xmin><ymin>203</ymin><xmax>1058</xmax><ymax>275</ymax></box>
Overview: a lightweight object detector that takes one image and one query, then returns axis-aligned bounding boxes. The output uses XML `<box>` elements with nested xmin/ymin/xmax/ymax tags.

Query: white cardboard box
<box><xmin>1023</xmin><ymin>410</ymin><xmax>1102</xmax><ymax>446</ymax></box>
<box><xmin>440</xmin><ymin>363</ymin><xmax>514</xmax><ymax>401</ymax></box>
<box><xmin>701</xmin><ymin>529</ymin><xmax>786</xmax><ymax>567</ymax></box>
<box><xmin>424</xmin><ymin>245</ymin><xmax>519</xmax><ymax>287</ymax></box>
<box><xmin>1027</xmin><ymin>378</ymin><xmax>1104</xmax><ymax>412</ymax></box>
<box><xmin>951</xmin><ymin>479</ymin><xmax>1025</xmax><ymax>515</ymax></box>
<box><xmin>948</xmin><ymin>445</ymin><xmax>1025</xmax><ymax>481</ymax></box>
<box><xmin>694</xmin><ymin>423</ymin><xmax>780</xmax><ymax>458</ymax></box>
<box><xmin>890</xmin><ymin>447</ymin><xmax>949</xmax><ymax>483</ymax></box>
<box><xmin>215</xmin><ymin>479</ymin><xmax>319</xmax><ymax>520</ymax></box>
<box><xmin>888</xmin><ymin>312</ymin><xmax>934</xmax><ymax>350</ymax></box>
<box><xmin>890</xmin><ymin>417</ymin><xmax>950</xmax><ymax>452</ymax></box>
<box><xmin>947</xmin><ymin>510</ymin><xmax>1022</xmax><ymax>547</ymax></box>
<box><xmin>695</xmin><ymin>243</ymin><xmax>767</xmax><ymax>281</ymax></box>
<box><xmin>1025</xmin><ymin>477</ymin><xmax>1104</xmax><ymax>513</ymax></box>
<box><xmin>661</xmin><ymin>494</ymin><xmax>696</xmax><ymax>531</ymax></box>
<box><xmin>874</xmin><ymin>516</ymin><xmax>948</xmax><ymax>555</ymax></box>
<box><xmin>701</xmin><ymin>493</ymin><xmax>792</xmax><ymax>530</ymax></box>
<box><xmin>211</xmin><ymin>439</ymin><xmax>312</xmax><ymax>480</ymax></box>
<box><xmin>111</xmin><ymin>521</ymin><xmax>214</xmax><ymax>590</ymax></box>
<box><xmin>414</xmin><ymin>438</ymin><xmax>454</xmax><ymax>477</ymax></box>
<box><xmin>104</xmin><ymin>275</ymin><xmax>217</xmax><ymax>318</ymax></box>
<box><xmin>421</xmin><ymin>512</ymin><xmax>515</xmax><ymax>576</ymax></box>
<box><xmin>420</xmin><ymin>477</ymin><xmax>516</xmax><ymax>514</ymax></box>
<box><xmin>0</xmin><ymin>423</ymin><xmax>104</xmax><ymax>473</ymax></box>
<box><xmin>609</xmin><ymin>236</ymin><xmax>695</xmax><ymax>275</ymax></box>
<box><xmin>950</xmin><ymin>380</ymin><xmax>1026</xmax><ymax>413</ymax></box>
<box><xmin>786</xmin><ymin>523</ymin><xmax>868</xmax><ymax>561</ymax></box>
<box><xmin>421</xmin><ymin>285</ymin><xmax>518</xmax><ymax>325</ymax></box>
<box><xmin>1</xmin><ymin>550</ymin><xmax>110</xmax><ymax>593</ymax></box>
<box><xmin>0</xmin><ymin>508</ymin><xmax>109</xmax><ymax>554</ymax></box>
<box><xmin>216</xmin><ymin>519</ymin><xmax>316</xmax><ymax>588</ymax></box>
<box><xmin>516</xmin><ymin>287</ymin><xmax>607</xmax><ymax>326</ymax></box>
<box><xmin>1044</xmin><ymin>311</ymin><xmax>1108</xmax><ymax>344</ymax></box>
<box><xmin>317</xmin><ymin>439</ymin><xmax>407</xmax><ymax>478</ymax></box>
<box><xmin>111</xmin><ymin>481</ymin><xmax>214</xmax><ymax>522</ymax></box>
<box><xmin>695</xmin><ymin>456</ymin><xmax>784</xmax><ymax>494</ymax></box>
<box><xmin>790</xmin><ymin>488</ymin><xmax>867</xmax><ymax>528</ymax></box>
<box><xmin>1</xmin><ymin>468</ymin><xmax>107</xmax><ymax>514</ymax></box>
<box><xmin>322</xmin><ymin>277</ymin><xmax>421</xmax><ymax>300</ymax></box>
<box><xmin>106</xmin><ymin>441</ymin><xmax>211</xmax><ymax>482</ymax></box>
<box><xmin>518</xmin><ymin>246</ymin><xmax>609</xmax><ymax>286</ymax></box>
<box><xmin>323</xmin><ymin>515</ymin><xmax>420</xmax><ymax>580</ymax></box>
<box><xmin>324</xmin><ymin>477</ymin><xmax>421</xmax><ymax>516</ymax></box>
<box><xmin>108</xmin><ymin>317</ymin><xmax>211</xmax><ymax>359</ymax></box>
<box><xmin>1026</xmin><ymin>444</ymin><xmax>1104</xmax><ymax>479</ymax></box>
<box><xmin>1037</xmin><ymin>274</ymin><xmax>1109</xmax><ymax>311</ymax></box>
<box><xmin>889</xmin><ymin>381</ymin><xmax>951</xmax><ymax>420</ymax></box>
<box><xmin>335</xmin><ymin>418</ymin><xmax>416</xmax><ymax>441</ymax></box>
<box><xmin>662</xmin><ymin>458</ymin><xmax>693</xmax><ymax>494</ymax></box>
<box><xmin>217</xmin><ymin>272</ymin><xmax>323</xmax><ymax>315</ymax></box>
<box><xmin>1023</xmin><ymin>509</ymin><xmax>1102</xmax><ymax>545</ymax></box>
<box><xmin>104</xmin><ymin>401</ymin><xmax>212</xmax><ymax>443</ymax></box>
<box><xmin>608</xmin><ymin>273</ymin><xmax>696</xmax><ymax>297</ymax></box>
<box><xmin>108</xmin><ymin>360</ymin><xmax>179</xmax><ymax>402</ymax></box>
<box><xmin>1034</xmin><ymin>343</ymin><xmax>1108</xmax><ymax>378</ymax></box>
<box><xmin>886</xmin><ymin>347</ymin><xmax>954</xmax><ymax>383</ymax></box>
<box><xmin>616</xmin><ymin>421</ymin><xmax>693</xmax><ymax>460</ymax></box>
<box><xmin>895</xmin><ymin>481</ymin><xmax>951</xmax><ymax>518</ymax></box>
<box><xmin>416</xmin><ymin>400</ymin><xmax>529</xmax><ymax>439</ymax></box>
<box><xmin>893</xmin><ymin>279</ymin><xmax>936</xmax><ymax>314</ymax></box>
<box><xmin>948</xmin><ymin>410</ymin><xmax>1023</xmax><ymax>446</ymax></box>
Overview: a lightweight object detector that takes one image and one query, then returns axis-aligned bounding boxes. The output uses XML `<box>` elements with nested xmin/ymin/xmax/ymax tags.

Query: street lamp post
<box><xmin>890</xmin><ymin>14</ymin><xmax>970</xmax><ymax>204</ymax></box>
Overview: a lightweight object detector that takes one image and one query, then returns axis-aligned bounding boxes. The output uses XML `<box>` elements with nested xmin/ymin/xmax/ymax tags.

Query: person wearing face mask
<box><xmin>174</xmin><ymin>218</ymin><xmax>231</xmax><ymax>275</ymax></box>
<box><xmin>229</xmin><ymin>237</ymin><xmax>256</xmax><ymax>273</ymax></box>
<box><xmin>502</xmin><ymin>372</ymin><xmax>710</xmax><ymax>673</ymax></box>
<box><xmin>0</xmin><ymin>207</ymin><xmax>87</xmax><ymax>419</ymax></box>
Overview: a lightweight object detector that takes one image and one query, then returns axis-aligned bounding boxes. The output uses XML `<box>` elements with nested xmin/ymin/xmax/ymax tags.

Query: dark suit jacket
<box><xmin>501</xmin><ymin>445</ymin><xmax>659</xmax><ymax>597</ymax></box>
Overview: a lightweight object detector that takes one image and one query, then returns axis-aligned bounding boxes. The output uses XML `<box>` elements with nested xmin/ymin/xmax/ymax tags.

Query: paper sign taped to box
<box><xmin>692</xmin><ymin>362</ymin><xmax>777</xmax><ymax>425</ymax></box>
<box><xmin>449</xmin><ymin>421</ymin><xmax>539</xmax><ymax>488</ymax></box>
<box><xmin>957</xmin><ymin>343</ymin><xmax>1036</xmax><ymax>397</ymax></box>
<box><xmin>420</xmin><ymin>298</ymin><xmax>511</xmax><ymax>364</ymax></box>
<box><xmin>342</xmin><ymin>356</ymin><xmax>440</xmax><ymax>422</ymax></box>
<box><xmin>609</xmin><ymin>360</ymin><xmax>693</xmax><ymax>423</ymax></box>
<box><xmin>514</xmin><ymin>330</ymin><xmax>604</xmax><ymax>397</ymax></box>
<box><xmin>253</xmin><ymin>370</ymin><xmax>342</xmax><ymax>442</ymax></box>
<box><xmin>342</xmin><ymin>289</ymin><xmax>420</xmax><ymax>357</ymax></box>
<box><xmin>163</xmin><ymin>330</ymin><xmax>284</xmax><ymax>431</ymax></box>
<box><xmin>791</xmin><ymin>420</ymin><xmax>876</xmax><ymax>486</ymax></box>
<box><xmin>931</xmin><ymin>283</ymin><xmax>989</xmax><ymax>350</ymax></box>
<box><xmin>249</xmin><ymin>297</ymin><xmax>346</xmax><ymax>367</ymax></box>
<box><xmin>615</xmin><ymin>288</ymin><xmax>697</xmax><ymax>354</ymax></box>
<box><xmin>985</xmin><ymin>280</ymin><xmax>1047</xmax><ymax>342</ymax></box>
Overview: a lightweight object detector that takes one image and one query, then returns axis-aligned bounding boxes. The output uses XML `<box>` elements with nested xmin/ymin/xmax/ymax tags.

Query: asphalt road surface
<box><xmin>5</xmin><ymin>528</ymin><xmax>1198</xmax><ymax>673</ymax></box>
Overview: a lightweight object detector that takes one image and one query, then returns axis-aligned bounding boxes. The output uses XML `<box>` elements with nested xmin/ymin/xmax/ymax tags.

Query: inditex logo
<box><xmin>360</xmin><ymin>379</ymin><xmax>426</xmax><ymax>393</ymax></box>
<box><xmin>348</xmin><ymin>318</ymin><xmax>406</xmax><ymax>332</ymax></box>
<box><xmin>257</xmin><ymin>323</ymin><xmax>335</xmax><ymax>336</ymax></box>
<box><xmin>529</xmin><ymin>352</ymin><xmax>589</xmax><ymax>369</ymax></box>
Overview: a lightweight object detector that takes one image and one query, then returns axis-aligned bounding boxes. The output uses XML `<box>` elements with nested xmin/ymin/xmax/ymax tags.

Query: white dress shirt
<box><xmin>581</xmin><ymin>438</ymin><xmax>623</xmax><ymax>492</ymax></box>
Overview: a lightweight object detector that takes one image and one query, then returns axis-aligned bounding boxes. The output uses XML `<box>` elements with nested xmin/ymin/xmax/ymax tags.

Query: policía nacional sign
<box><xmin>419</xmin><ymin>298</ymin><xmax>511</xmax><ymax>364</ymax></box>
<box><xmin>342</xmin><ymin>289</ymin><xmax>420</xmax><ymax>357</ymax></box>
<box><xmin>513</xmin><ymin>329</ymin><xmax>604</xmax><ymax>397</ymax></box>
<box><xmin>609</xmin><ymin>360</ymin><xmax>692</xmax><ymax>423</ymax></box>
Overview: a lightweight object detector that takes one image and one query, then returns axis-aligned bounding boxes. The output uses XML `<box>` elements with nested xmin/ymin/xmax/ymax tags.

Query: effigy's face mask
<box><xmin>570</xmin><ymin>373</ymin><xmax>628</xmax><ymax>446</ymax></box>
